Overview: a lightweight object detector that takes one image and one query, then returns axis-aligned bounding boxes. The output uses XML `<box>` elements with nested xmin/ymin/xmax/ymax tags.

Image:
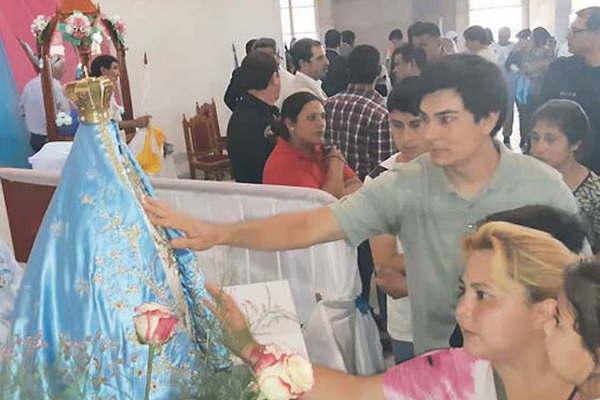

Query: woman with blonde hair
<box><xmin>209</xmin><ymin>221</ymin><xmax>582</xmax><ymax>399</ymax></box>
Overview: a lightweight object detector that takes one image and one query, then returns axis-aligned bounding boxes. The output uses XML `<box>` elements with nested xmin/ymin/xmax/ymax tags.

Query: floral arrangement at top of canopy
<box><xmin>58</xmin><ymin>10</ymin><xmax>103</xmax><ymax>47</ymax></box>
<box><xmin>29</xmin><ymin>11</ymin><xmax>126</xmax><ymax>49</ymax></box>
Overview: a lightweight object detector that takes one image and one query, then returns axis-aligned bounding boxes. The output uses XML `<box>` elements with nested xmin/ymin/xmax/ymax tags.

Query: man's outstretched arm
<box><xmin>143</xmin><ymin>197</ymin><xmax>346</xmax><ymax>251</ymax></box>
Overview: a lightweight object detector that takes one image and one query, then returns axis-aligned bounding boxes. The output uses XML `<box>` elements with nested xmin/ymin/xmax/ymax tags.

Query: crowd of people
<box><xmin>11</xmin><ymin>4</ymin><xmax>600</xmax><ymax>399</ymax></box>
<box><xmin>143</xmin><ymin>5</ymin><xmax>600</xmax><ymax>399</ymax></box>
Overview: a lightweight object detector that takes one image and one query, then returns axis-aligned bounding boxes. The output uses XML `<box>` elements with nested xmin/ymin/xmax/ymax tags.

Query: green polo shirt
<box><xmin>330</xmin><ymin>144</ymin><xmax>578</xmax><ymax>354</ymax></box>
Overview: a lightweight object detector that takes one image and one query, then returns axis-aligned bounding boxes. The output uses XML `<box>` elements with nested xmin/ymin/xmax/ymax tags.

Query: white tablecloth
<box><xmin>28</xmin><ymin>137</ymin><xmax>177</xmax><ymax>179</ymax></box>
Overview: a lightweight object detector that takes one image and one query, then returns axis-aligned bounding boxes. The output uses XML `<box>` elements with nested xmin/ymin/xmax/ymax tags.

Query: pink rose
<box><xmin>65</xmin><ymin>12</ymin><xmax>91</xmax><ymax>39</ymax></box>
<box><xmin>253</xmin><ymin>345</ymin><xmax>285</xmax><ymax>373</ymax></box>
<box><xmin>115</xmin><ymin>21</ymin><xmax>126</xmax><ymax>34</ymax></box>
<box><xmin>133</xmin><ymin>303</ymin><xmax>179</xmax><ymax>346</ymax></box>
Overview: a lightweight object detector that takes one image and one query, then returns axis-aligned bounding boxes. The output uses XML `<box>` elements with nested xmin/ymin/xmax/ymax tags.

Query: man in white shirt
<box><xmin>280</xmin><ymin>38</ymin><xmax>329</xmax><ymax>104</ymax></box>
<box><xmin>492</xmin><ymin>27</ymin><xmax>514</xmax><ymax>68</ymax></box>
<box><xmin>20</xmin><ymin>55</ymin><xmax>70</xmax><ymax>152</ymax></box>
<box><xmin>366</xmin><ymin>77</ymin><xmax>430</xmax><ymax>364</ymax></box>
<box><xmin>463</xmin><ymin>25</ymin><xmax>499</xmax><ymax>64</ymax></box>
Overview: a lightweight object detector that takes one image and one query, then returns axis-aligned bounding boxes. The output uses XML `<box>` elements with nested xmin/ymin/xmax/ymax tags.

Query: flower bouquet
<box><xmin>58</xmin><ymin>11</ymin><xmax>103</xmax><ymax>48</ymax></box>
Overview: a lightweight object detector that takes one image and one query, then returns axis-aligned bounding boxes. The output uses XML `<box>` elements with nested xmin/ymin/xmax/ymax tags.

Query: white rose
<box><xmin>91</xmin><ymin>32</ymin><xmax>103</xmax><ymax>44</ymax></box>
<box><xmin>285</xmin><ymin>355</ymin><xmax>314</xmax><ymax>394</ymax></box>
<box><xmin>258</xmin><ymin>363</ymin><xmax>293</xmax><ymax>400</ymax></box>
<box><xmin>65</xmin><ymin>25</ymin><xmax>74</xmax><ymax>35</ymax></box>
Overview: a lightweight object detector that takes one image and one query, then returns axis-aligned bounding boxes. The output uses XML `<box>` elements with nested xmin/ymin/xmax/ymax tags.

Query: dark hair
<box><xmin>348</xmin><ymin>45</ymin><xmax>381</xmax><ymax>84</ymax></box>
<box><xmin>532</xmin><ymin>27</ymin><xmax>551</xmax><ymax>47</ymax></box>
<box><xmin>578</xmin><ymin>6</ymin><xmax>600</xmax><ymax>31</ymax></box>
<box><xmin>325</xmin><ymin>29</ymin><xmax>341</xmax><ymax>48</ymax></box>
<box><xmin>253</xmin><ymin>37</ymin><xmax>277</xmax><ymax>52</ymax></box>
<box><xmin>516</xmin><ymin>28</ymin><xmax>531</xmax><ymax>40</ymax></box>
<box><xmin>90</xmin><ymin>55</ymin><xmax>118</xmax><ymax>77</ymax></box>
<box><xmin>239</xmin><ymin>51</ymin><xmax>278</xmax><ymax>91</ymax></box>
<box><xmin>564</xmin><ymin>261</ymin><xmax>600</xmax><ymax>362</ymax></box>
<box><xmin>389</xmin><ymin>29</ymin><xmax>404</xmax><ymax>41</ymax></box>
<box><xmin>531</xmin><ymin>99</ymin><xmax>591</xmax><ymax>145</ymax></box>
<box><xmin>392</xmin><ymin>43</ymin><xmax>427</xmax><ymax>71</ymax></box>
<box><xmin>271</xmin><ymin>91</ymin><xmax>321</xmax><ymax>140</ymax></box>
<box><xmin>463</xmin><ymin>25</ymin><xmax>490</xmax><ymax>45</ymax></box>
<box><xmin>341</xmin><ymin>30</ymin><xmax>356</xmax><ymax>46</ymax></box>
<box><xmin>420</xmin><ymin>54</ymin><xmax>508</xmax><ymax>136</ymax></box>
<box><xmin>482</xmin><ymin>205</ymin><xmax>588</xmax><ymax>254</ymax></box>
<box><xmin>387</xmin><ymin>77</ymin><xmax>422</xmax><ymax>116</ymax></box>
<box><xmin>485</xmin><ymin>27</ymin><xmax>494</xmax><ymax>43</ymax></box>
<box><xmin>531</xmin><ymin>99</ymin><xmax>592</xmax><ymax>162</ymax></box>
<box><xmin>245</xmin><ymin>39</ymin><xmax>257</xmax><ymax>55</ymax></box>
<box><xmin>408</xmin><ymin>22</ymin><xmax>441</xmax><ymax>43</ymax></box>
<box><xmin>291</xmin><ymin>38</ymin><xmax>321</xmax><ymax>70</ymax></box>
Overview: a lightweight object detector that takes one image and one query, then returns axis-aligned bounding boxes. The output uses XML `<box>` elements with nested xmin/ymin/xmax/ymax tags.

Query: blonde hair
<box><xmin>462</xmin><ymin>221</ymin><xmax>579</xmax><ymax>302</ymax></box>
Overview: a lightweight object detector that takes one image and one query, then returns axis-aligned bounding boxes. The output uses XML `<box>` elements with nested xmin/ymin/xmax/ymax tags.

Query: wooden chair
<box><xmin>196</xmin><ymin>99</ymin><xmax>227</xmax><ymax>153</ymax></box>
<box><xmin>182</xmin><ymin>111</ymin><xmax>230</xmax><ymax>180</ymax></box>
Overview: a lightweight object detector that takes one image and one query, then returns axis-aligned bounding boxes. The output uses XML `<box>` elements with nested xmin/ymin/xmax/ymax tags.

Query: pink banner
<box><xmin>0</xmin><ymin>0</ymin><xmax>84</xmax><ymax>91</ymax></box>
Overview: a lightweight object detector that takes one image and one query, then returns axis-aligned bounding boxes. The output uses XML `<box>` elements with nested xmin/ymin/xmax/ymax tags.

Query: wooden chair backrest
<box><xmin>196</xmin><ymin>99</ymin><xmax>221</xmax><ymax>138</ymax></box>
<box><xmin>182</xmin><ymin>113</ymin><xmax>218</xmax><ymax>159</ymax></box>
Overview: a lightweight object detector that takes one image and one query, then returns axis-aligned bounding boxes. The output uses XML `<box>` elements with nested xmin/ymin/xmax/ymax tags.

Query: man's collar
<box><xmin>244</xmin><ymin>93</ymin><xmax>278</xmax><ymax>111</ymax></box>
<box><xmin>436</xmin><ymin>140</ymin><xmax>509</xmax><ymax>196</ymax></box>
<box><xmin>346</xmin><ymin>83</ymin><xmax>377</xmax><ymax>96</ymax></box>
<box><xmin>296</xmin><ymin>71</ymin><xmax>320</xmax><ymax>83</ymax></box>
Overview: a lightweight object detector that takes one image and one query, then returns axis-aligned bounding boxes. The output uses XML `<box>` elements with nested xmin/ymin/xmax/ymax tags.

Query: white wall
<box><xmin>99</xmin><ymin>0</ymin><xmax>283</xmax><ymax>176</ymax></box>
<box><xmin>317</xmin><ymin>0</ymin><xmax>413</xmax><ymax>59</ymax></box>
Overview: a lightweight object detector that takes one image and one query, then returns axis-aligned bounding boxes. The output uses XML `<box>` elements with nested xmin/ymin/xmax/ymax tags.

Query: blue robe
<box><xmin>6</xmin><ymin>120</ymin><xmax>228</xmax><ymax>399</ymax></box>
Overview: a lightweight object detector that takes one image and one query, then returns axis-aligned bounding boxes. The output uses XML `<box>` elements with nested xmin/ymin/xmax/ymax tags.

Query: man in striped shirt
<box><xmin>324</xmin><ymin>45</ymin><xmax>394</xmax><ymax>181</ymax></box>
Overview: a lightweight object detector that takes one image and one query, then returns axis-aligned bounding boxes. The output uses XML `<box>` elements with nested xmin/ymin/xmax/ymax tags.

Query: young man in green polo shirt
<box><xmin>144</xmin><ymin>54</ymin><xmax>577</xmax><ymax>354</ymax></box>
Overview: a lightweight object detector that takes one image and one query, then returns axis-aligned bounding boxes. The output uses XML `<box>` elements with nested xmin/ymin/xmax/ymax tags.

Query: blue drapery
<box><xmin>0</xmin><ymin>40</ymin><xmax>31</xmax><ymax>168</ymax></box>
<box><xmin>8</xmin><ymin>119</ymin><xmax>228</xmax><ymax>399</ymax></box>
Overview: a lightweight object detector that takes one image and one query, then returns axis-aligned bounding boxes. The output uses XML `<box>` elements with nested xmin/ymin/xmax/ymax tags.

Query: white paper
<box><xmin>225</xmin><ymin>280</ymin><xmax>308</xmax><ymax>359</ymax></box>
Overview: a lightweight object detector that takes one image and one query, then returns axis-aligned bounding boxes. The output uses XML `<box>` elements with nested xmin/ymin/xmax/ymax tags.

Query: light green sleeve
<box><xmin>329</xmin><ymin>171</ymin><xmax>404</xmax><ymax>246</ymax></box>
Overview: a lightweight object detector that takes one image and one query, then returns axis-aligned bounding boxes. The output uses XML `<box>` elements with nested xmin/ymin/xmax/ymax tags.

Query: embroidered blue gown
<box><xmin>6</xmin><ymin>90</ymin><xmax>227</xmax><ymax>398</ymax></box>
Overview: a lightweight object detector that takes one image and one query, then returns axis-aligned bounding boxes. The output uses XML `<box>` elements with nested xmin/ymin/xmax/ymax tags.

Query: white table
<box><xmin>28</xmin><ymin>139</ymin><xmax>177</xmax><ymax>178</ymax></box>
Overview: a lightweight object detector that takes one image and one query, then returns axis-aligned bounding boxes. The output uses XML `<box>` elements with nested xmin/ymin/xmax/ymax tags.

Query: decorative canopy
<box><xmin>31</xmin><ymin>0</ymin><xmax>133</xmax><ymax>141</ymax></box>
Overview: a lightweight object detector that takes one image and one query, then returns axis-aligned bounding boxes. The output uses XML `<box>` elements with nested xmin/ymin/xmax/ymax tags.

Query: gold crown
<box><xmin>65</xmin><ymin>76</ymin><xmax>114</xmax><ymax>124</ymax></box>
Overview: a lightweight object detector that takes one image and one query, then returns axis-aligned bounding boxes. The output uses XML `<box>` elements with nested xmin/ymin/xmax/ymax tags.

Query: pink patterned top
<box><xmin>383</xmin><ymin>349</ymin><xmax>580</xmax><ymax>400</ymax></box>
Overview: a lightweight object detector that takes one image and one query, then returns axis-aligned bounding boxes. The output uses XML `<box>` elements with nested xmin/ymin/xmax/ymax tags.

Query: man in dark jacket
<box><xmin>225</xmin><ymin>38</ymin><xmax>279</xmax><ymax>111</ymax></box>
<box><xmin>322</xmin><ymin>29</ymin><xmax>349</xmax><ymax>96</ymax></box>
<box><xmin>540</xmin><ymin>6</ymin><xmax>600</xmax><ymax>172</ymax></box>
<box><xmin>226</xmin><ymin>52</ymin><xmax>280</xmax><ymax>183</ymax></box>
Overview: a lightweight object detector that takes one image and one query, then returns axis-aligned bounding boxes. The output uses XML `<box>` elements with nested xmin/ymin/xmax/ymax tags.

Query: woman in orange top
<box><xmin>263</xmin><ymin>91</ymin><xmax>361</xmax><ymax>198</ymax></box>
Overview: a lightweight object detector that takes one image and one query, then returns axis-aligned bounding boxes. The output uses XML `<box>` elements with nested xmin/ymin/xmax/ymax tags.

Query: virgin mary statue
<box><xmin>3</xmin><ymin>76</ymin><xmax>228</xmax><ymax>399</ymax></box>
